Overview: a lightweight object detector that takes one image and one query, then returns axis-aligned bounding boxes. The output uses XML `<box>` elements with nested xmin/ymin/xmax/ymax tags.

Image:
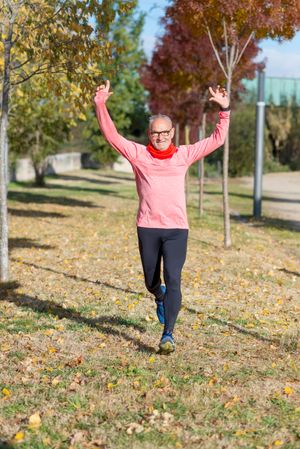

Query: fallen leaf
<box><xmin>28</xmin><ymin>412</ymin><xmax>41</xmax><ymax>430</ymax></box>
<box><xmin>126</xmin><ymin>422</ymin><xmax>144</xmax><ymax>434</ymax></box>
<box><xmin>284</xmin><ymin>386</ymin><xmax>294</xmax><ymax>396</ymax></box>
<box><xmin>2</xmin><ymin>387</ymin><xmax>11</xmax><ymax>397</ymax></box>
<box><xmin>12</xmin><ymin>431</ymin><xmax>25</xmax><ymax>442</ymax></box>
<box><xmin>65</xmin><ymin>355</ymin><xmax>84</xmax><ymax>368</ymax></box>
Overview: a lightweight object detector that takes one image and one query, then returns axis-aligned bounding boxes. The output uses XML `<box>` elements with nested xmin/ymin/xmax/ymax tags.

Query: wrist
<box><xmin>220</xmin><ymin>105</ymin><xmax>230</xmax><ymax>111</ymax></box>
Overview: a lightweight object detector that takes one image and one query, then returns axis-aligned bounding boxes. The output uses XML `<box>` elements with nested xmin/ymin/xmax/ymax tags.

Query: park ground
<box><xmin>0</xmin><ymin>169</ymin><xmax>299</xmax><ymax>449</ymax></box>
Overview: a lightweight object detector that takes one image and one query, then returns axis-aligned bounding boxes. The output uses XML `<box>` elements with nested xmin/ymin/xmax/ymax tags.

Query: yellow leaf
<box><xmin>28</xmin><ymin>412</ymin><xmax>41</xmax><ymax>429</ymax></box>
<box><xmin>235</xmin><ymin>429</ymin><xmax>246</xmax><ymax>436</ymax></box>
<box><xmin>48</xmin><ymin>347</ymin><xmax>57</xmax><ymax>353</ymax></box>
<box><xmin>208</xmin><ymin>376</ymin><xmax>218</xmax><ymax>386</ymax></box>
<box><xmin>107</xmin><ymin>382</ymin><xmax>117</xmax><ymax>390</ymax></box>
<box><xmin>51</xmin><ymin>377</ymin><xmax>60</xmax><ymax>386</ymax></box>
<box><xmin>2</xmin><ymin>387</ymin><xmax>11</xmax><ymax>397</ymax></box>
<box><xmin>284</xmin><ymin>386</ymin><xmax>294</xmax><ymax>396</ymax></box>
<box><xmin>149</xmin><ymin>356</ymin><xmax>155</xmax><ymax>363</ymax></box>
<box><xmin>13</xmin><ymin>431</ymin><xmax>24</xmax><ymax>442</ymax></box>
<box><xmin>273</xmin><ymin>441</ymin><xmax>284</xmax><ymax>447</ymax></box>
<box><xmin>1</xmin><ymin>343</ymin><xmax>11</xmax><ymax>352</ymax></box>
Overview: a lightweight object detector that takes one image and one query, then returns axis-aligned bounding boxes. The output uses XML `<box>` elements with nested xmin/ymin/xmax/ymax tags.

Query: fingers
<box><xmin>105</xmin><ymin>79</ymin><xmax>110</xmax><ymax>91</ymax></box>
<box><xmin>208</xmin><ymin>85</ymin><xmax>228</xmax><ymax>98</ymax></box>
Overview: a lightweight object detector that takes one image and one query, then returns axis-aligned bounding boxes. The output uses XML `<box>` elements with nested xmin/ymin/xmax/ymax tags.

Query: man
<box><xmin>94</xmin><ymin>80</ymin><xmax>230</xmax><ymax>354</ymax></box>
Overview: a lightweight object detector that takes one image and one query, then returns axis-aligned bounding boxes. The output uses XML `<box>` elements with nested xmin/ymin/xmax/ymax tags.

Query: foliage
<box><xmin>0</xmin><ymin>0</ymin><xmax>136</xmax><ymax>99</ymax></box>
<box><xmin>83</xmin><ymin>2</ymin><xmax>148</xmax><ymax>165</ymax></box>
<box><xmin>170</xmin><ymin>0</ymin><xmax>300</xmax><ymax>42</ymax></box>
<box><xmin>141</xmin><ymin>9</ymin><xmax>260</xmax><ymax>132</ymax></box>
<box><xmin>8</xmin><ymin>77</ymin><xmax>83</xmax><ymax>185</ymax></box>
<box><xmin>282</xmin><ymin>102</ymin><xmax>300</xmax><ymax>170</ymax></box>
<box><xmin>266</xmin><ymin>99</ymin><xmax>300</xmax><ymax>170</ymax></box>
<box><xmin>228</xmin><ymin>104</ymin><xmax>256</xmax><ymax>177</ymax></box>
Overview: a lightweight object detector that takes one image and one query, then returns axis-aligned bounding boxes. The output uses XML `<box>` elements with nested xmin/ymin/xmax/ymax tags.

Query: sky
<box><xmin>138</xmin><ymin>0</ymin><xmax>300</xmax><ymax>79</ymax></box>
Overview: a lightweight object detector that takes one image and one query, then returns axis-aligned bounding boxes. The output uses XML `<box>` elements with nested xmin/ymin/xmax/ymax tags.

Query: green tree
<box><xmin>282</xmin><ymin>101</ymin><xmax>300</xmax><ymax>170</ymax></box>
<box><xmin>83</xmin><ymin>2</ymin><xmax>148</xmax><ymax>165</ymax></box>
<box><xmin>0</xmin><ymin>0</ymin><xmax>135</xmax><ymax>282</ymax></box>
<box><xmin>228</xmin><ymin>104</ymin><xmax>256</xmax><ymax>177</ymax></box>
<box><xmin>8</xmin><ymin>77</ymin><xmax>82</xmax><ymax>186</ymax></box>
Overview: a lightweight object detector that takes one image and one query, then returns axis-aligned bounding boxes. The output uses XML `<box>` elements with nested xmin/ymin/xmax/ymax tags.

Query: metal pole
<box><xmin>253</xmin><ymin>69</ymin><xmax>265</xmax><ymax>218</ymax></box>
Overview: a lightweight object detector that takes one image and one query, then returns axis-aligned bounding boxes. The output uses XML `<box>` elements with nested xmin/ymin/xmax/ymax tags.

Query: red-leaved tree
<box><xmin>168</xmin><ymin>0</ymin><xmax>300</xmax><ymax>247</ymax></box>
<box><xmin>141</xmin><ymin>8</ymin><xmax>260</xmax><ymax>219</ymax></box>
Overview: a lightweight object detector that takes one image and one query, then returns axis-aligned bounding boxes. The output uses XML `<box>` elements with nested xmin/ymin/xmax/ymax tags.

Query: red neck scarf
<box><xmin>147</xmin><ymin>142</ymin><xmax>177</xmax><ymax>159</ymax></box>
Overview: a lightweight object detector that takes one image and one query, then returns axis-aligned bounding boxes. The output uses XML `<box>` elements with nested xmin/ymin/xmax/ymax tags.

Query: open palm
<box><xmin>94</xmin><ymin>80</ymin><xmax>113</xmax><ymax>103</ymax></box>
<box><xmin>209</xmin><ymin>86</ymin><xmax>230</xmax><ymax>109</ymax></box>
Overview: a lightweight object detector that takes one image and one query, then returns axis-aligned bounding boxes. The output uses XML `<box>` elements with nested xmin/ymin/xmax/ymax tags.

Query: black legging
<box><xmin>137</xmin><ymin>227</ymin><xmax>188</xmax><ymax>334</ymax></box>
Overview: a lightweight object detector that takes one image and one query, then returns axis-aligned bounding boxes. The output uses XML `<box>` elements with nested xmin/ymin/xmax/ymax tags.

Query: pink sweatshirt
<box><xmin>95</xmin><ymin>96</ymin><xmax>230</xmax><ymax>229</ymax></box>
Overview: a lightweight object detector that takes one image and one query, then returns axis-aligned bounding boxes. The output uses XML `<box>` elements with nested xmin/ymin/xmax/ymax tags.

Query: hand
<box><xmin>208</xmin><ymin>85</ymin><xmax>230</xmax><ymax>109</ymax></box>
<box><xmin>94</xmin><ymin>80</ymin><xmax>114</xmax><ymax>103</ymax></box>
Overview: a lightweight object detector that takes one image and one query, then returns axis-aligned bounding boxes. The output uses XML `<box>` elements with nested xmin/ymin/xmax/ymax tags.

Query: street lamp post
<box><xmin>253</xmin><ymin>69</ymin><xmax>266</xmax><ymax>219</ymax></box>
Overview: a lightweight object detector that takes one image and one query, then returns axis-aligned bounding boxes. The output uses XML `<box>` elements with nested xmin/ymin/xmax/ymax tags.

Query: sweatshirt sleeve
<box><xmin>94</xmin><ymin>94</ymin><xmax>143</xmax><ymax>162</ymax></box>
<box><xmin>181</xmin><ymin>111</ymin><xmax>230</xmax><ymax>166</ymax></box>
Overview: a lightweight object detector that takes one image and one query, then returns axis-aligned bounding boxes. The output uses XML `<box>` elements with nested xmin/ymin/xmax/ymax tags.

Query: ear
<box><xmin>170</xmin><ymin>127</ymin><xmax>175</xmax><ymax>139</ymax></box>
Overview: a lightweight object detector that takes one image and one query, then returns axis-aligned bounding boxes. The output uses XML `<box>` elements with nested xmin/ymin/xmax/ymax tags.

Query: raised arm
<box><xmin>94</xmin><ymin>80</ymin><xmax>142</xmax><ymax>162</ymax></box>
<box><xmin>182</xmin><ymin>86</ymin><xmax>231</xmax><ymax>165</ymax></box>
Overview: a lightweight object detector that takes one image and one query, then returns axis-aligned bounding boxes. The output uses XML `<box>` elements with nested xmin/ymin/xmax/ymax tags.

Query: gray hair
<box><xmin>149</xmin><ymin>114</ymin><xmax>173</xmax><ymax>129</ymax></box>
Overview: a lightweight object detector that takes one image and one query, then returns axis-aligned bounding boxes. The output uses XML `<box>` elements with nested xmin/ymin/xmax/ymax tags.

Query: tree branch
<box><xmin>223</xmin><ymin>19</ymin><xmax>229</xmax><ymax>72</ymax></box>
<box><xmin>206</xmin><ymin>26</ymin><xmax>228</xmax><ymax>79</ymax></box>
<box><xmin>234</xmin><ymin>31</ymin><xmax>255</xmax><ymax>67</ymax></box>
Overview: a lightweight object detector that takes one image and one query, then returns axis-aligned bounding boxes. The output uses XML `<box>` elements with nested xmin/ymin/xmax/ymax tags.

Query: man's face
<box><xmin>148</xmin><ymin>118</ymin><xmax>175</xmax><ymax>151</ymax></box>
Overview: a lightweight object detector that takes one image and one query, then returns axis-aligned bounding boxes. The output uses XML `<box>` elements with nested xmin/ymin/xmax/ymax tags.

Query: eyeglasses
<box><xmin>150</xmin><ymin>128</ymin><xmax>173</xmax><ymax>138</ymax></box>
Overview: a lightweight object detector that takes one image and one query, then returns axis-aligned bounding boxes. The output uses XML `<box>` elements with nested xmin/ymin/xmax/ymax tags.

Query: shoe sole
<box><xmin>159</xmin><ymin>341</ymin><xmax>175</xmax><ymax>354</ymax></box>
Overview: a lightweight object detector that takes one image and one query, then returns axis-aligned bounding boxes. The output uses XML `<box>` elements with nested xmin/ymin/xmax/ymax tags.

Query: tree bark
<box><xmin>32</xmin><ymin>129</ymin><xmax>46</xmax><ymax>187</ymax></box>
<box><xmin>222</xmin><ymin>77</ymin><xmax>232</xmax><ymax>248</ymax></box>
<box><xmin>0</xmin><ymin>21</ymin><xmax>13</xmax><ymax>282</ymax></box>
<box><xmin>199</xmin><ymin>112</ymin><xmax>206</xmax><ymax>215</ymax></box>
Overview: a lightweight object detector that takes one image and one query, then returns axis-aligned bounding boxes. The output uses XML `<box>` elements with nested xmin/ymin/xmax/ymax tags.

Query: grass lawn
<box><xmin>0</xmin><ymin>169</ymin><xmax>299</xmax><ymax>449</ymax></box>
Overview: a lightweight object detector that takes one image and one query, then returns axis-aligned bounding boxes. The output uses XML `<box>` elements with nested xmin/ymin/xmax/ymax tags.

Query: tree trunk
<box><xmin>33</xmin><ymin>165</ymin><xmax>46</xmax><ymax>187</ymax></box>
<box><xmin>0</xmin><ymin>24</ymin><xmax>13</xmax><ymax>282</ymax></box>
<box><xmin>199</xmin><ymin>112</ymin><xmax>206</xmax><ymax>215</ymax></box>
<box><xmin>33</xmin><ymin>130</ymin><xmax>46</xmax><ymax>187</ymax></box>
<box><xmin>223</xmin><ymin>77</ymin><xmax>232</xmax><ymax>248</ymax></box>
<box><xmin>184</xmin><ymin>125</ymin><xmax>190</xmax><ymax>205</ymax></box>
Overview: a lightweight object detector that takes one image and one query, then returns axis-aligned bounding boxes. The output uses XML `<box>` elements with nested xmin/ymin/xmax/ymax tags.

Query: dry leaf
<box><xmin>28</xmin><ymin>412</ymin><xmax>41</xmax><ymax>429</ymax></box>
<box><xmin>126</xmin><ymin>422</ymin><xmax>144</xmax><ymax>434</ymax></box>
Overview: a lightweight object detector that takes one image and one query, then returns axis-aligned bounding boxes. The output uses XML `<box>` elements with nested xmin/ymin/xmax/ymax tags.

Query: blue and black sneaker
<box><xmin>155</xmin><ymin>285</ymin><xmax>166</xmax><ymax>324</ymax></box>
<box><xmin>159</xmin><ymin>331</ymin><xmax>175</xmax><ymax>354</ymax></box>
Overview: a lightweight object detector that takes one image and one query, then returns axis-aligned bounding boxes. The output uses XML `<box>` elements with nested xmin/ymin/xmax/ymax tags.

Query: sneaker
<box><xmin>155</xmin><ymin>285</ymin><xmax>166</xmax><ymax>324</ymax></box>
<box><xmin>159</xmin><ymin>332</ymin><xmax>175</xmax><ymax>354</ymax></box>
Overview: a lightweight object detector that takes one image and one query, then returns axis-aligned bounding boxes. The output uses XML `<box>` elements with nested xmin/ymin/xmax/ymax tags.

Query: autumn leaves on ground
<box><xmin>0</xmin><ymin>169</ymin><xmax>299</xmax><ymax>449</ymax></box>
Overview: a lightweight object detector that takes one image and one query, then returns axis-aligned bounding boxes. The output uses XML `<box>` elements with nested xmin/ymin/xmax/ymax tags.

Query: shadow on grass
<box><xmin>45</xmin><ymin>183</ymin><xmax>136</xmax><ymax>200</ymax></box>
<box><xmin>8</xmin><ymin>207</ymin><xmax>67</xmax><ymax>219</ymax></box>
<box><xmin>11</xmin><ymin>258</ymin><xmax>142</xmax><ymax>295</ymax></box>
<box><xmin>95</xmin><ymin>173</ymin><xmax>135</xmax><ymax>183</ymax></box>
<box><xmin>9</xmin><ymin>238</ymin><xmax>54</xmax><ymax>252</ymax></box>
<box><xmin>185</xmin><ymin>306</ymin><xmax>278</xmax><ymax>345</ymax></box>
<box><xmin>231</xmin><ymin>214</ymin><xmax>300</xmax><ymax>232</ymax></box>
<box><xmin>0</xmin><ymin>282</ymin><xmax>154</xmax><ymax>354</ymax></box>
<box><xmin>0</xmin><ymin>442</ymin><xmax>15</xmax><ymax>449</ymax></box>
<box><xmin>8</xmin><ymin>191</ymin><xmax>100</xmax><ymax>208</ymax></box>
<box><xmin>55</xmin><ymin>174</ymin><xmax>116</xmax><ymax>185</ymax></box>
<box><xmin>279</xmin><ymin>268</ymin><xmax>300</xmax><ymax>277</ymax></box>
<box><xmin>206</xmin><ymin>190</ymin><xmax>300</xmax><ymax>204</ymax></box>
